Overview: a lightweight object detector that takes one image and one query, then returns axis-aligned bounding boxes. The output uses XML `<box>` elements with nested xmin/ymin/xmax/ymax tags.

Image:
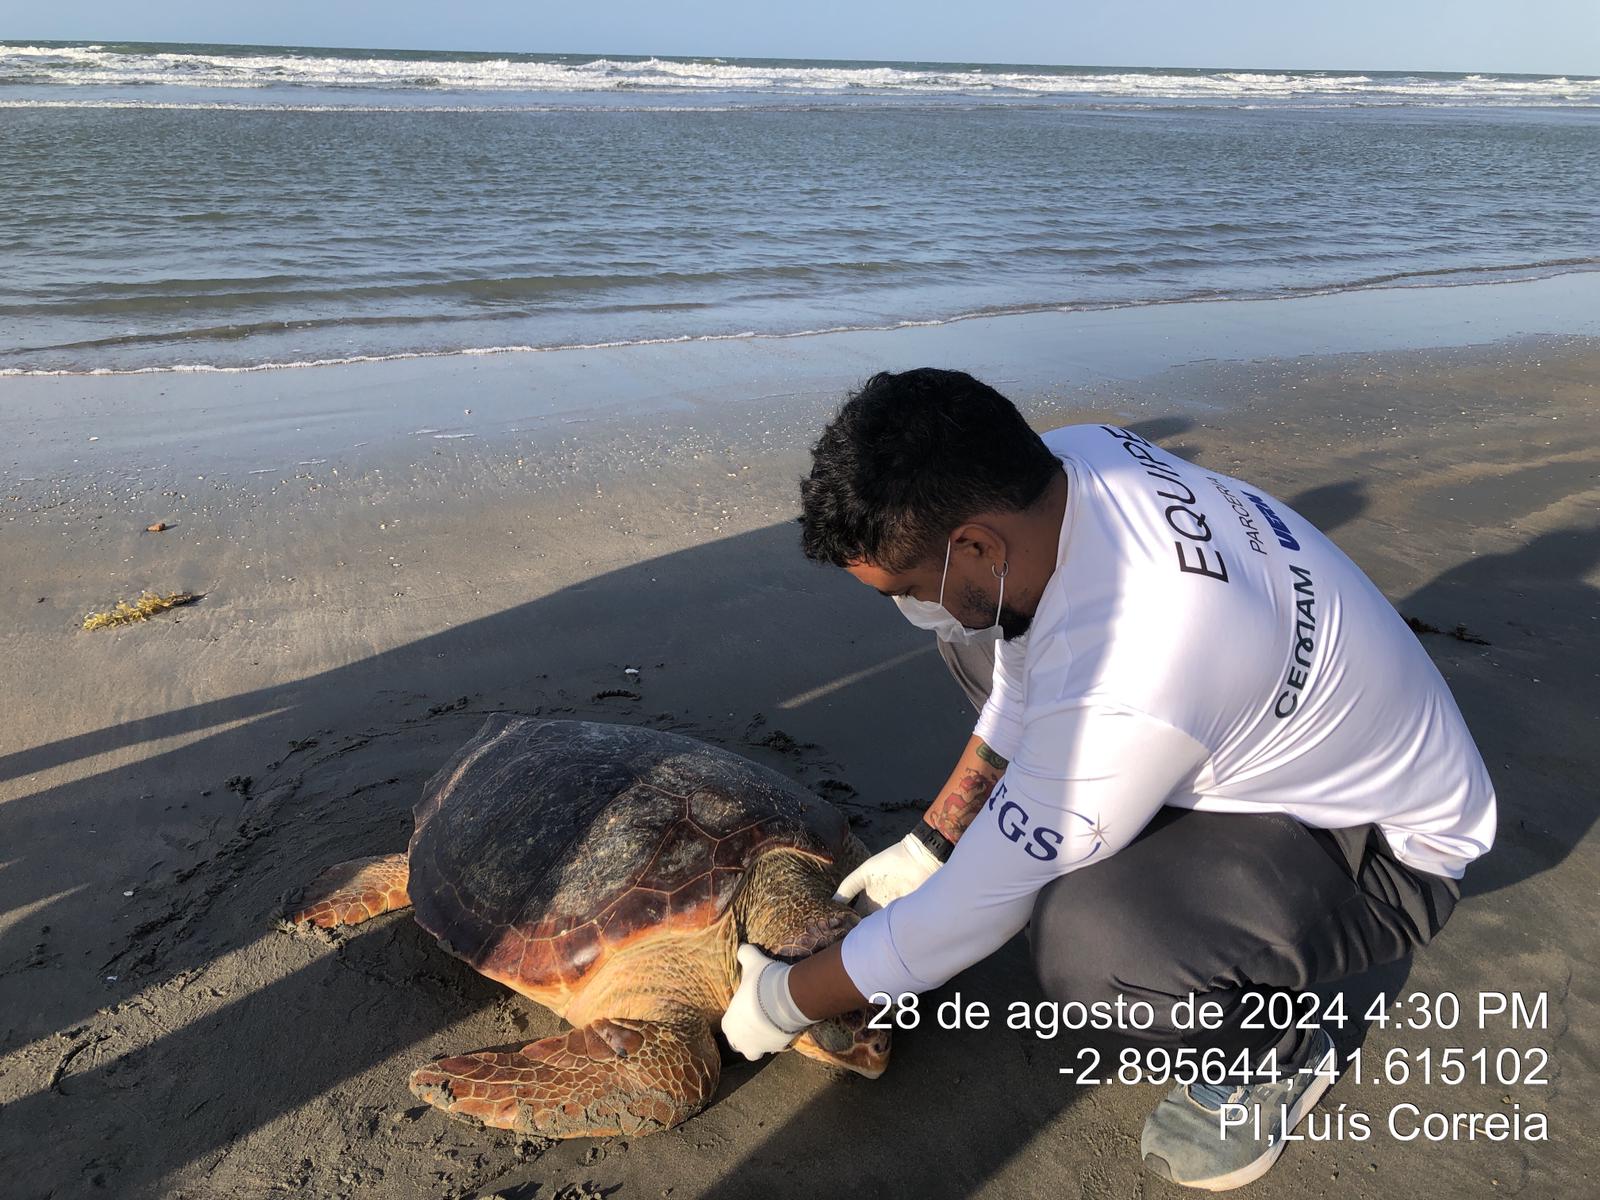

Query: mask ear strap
<box><xmin>937</xmin><ymin>539</ymin><xmax>954</xmax><ymax>608</ymax></box>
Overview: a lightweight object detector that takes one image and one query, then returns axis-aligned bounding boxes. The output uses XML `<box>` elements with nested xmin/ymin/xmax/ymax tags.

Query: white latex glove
<box><xmin>722</xmin><ymin>944</ymin><xmax>811</xmax><ymax>1061</ymax></box>
<box><xmin>831</xmin><ymin>831</ymin><xmax>941</xmax><ymax>915</ymax></box>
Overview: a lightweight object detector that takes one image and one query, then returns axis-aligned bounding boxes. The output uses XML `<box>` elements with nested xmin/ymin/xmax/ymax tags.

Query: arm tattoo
<box><xmin>975</xmin><ymin>742</ymin><xmax>1009</xmax><ymax>771</ymax></box>
<box><xmin>925</xmin><ymin>741</ymin><xmax>1010</xmax><ymax>842</ymax></box>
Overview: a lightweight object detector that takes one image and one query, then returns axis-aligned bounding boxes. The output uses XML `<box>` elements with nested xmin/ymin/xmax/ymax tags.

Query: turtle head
<box><xmin>734</xmin><ymin>846</ymin><xmax>892</xmax><ymax>1077</ymax></box>
<box><xmin>779</xmin><ymin>885</ymin><xmax>891</xmax><ymax>1078</ymax></box>
<box><xmin>790</xmin><ymin>1007</ymin><xmax>892</xmax><ymax>1078</ymax></box>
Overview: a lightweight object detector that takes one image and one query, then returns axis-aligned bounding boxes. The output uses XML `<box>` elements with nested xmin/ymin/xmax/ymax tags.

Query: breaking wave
<box><xmin>3</xmin><ymin>42</ymin><xmax>1597</xmax><ymax>107</ymax></box>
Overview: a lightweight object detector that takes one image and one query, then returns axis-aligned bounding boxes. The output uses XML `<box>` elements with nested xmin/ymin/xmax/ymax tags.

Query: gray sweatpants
<box><xmin>937</xmin><ymin>637</ymin><xmax>1463</xmax><ymax>1072</ymax></box>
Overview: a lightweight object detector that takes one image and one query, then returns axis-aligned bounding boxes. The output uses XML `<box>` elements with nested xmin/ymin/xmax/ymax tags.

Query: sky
<box><xmin>3</xmin><ymin>0</ymin><xmax>1597</xmax><ymax>75</ymax></box>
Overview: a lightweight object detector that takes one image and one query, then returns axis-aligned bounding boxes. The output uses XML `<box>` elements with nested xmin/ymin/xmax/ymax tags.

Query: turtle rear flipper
<box><xmin>409</xmin><ymin>1009</ymin><xmax>719</xmax><ymax>1138</ymax></box>
<box><xmin>284</xmin><ymin>853</ymin><xmax>410</xmax><ymax>928</ymax></box>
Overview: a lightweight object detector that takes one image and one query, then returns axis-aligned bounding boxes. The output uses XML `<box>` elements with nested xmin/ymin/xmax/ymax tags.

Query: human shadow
<box><xmin>1286</xmin><ymin>479</ymin><xmax>1369</xmax><ymax>536</ymax></box>
<box><xmin>1122</xmin><ymin>416</ymin><xmax>1194</xmax><ymax>444</ymax></box>
<box><xmin>1113</xmin><ymin>419</ymin><xmax>1374</xmax><ymax>540</ymax></box>
<box><xmin>1396</xmin><ymin>525</ymin><xmax>1600</xmax><ymax>896</ymax></box>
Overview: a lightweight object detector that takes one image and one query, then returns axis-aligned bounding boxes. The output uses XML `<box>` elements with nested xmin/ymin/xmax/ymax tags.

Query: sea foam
<box><xmin>2</xmin><ymin>43</ymin><xmax>1597</xmax><ymax>106</ymax></box>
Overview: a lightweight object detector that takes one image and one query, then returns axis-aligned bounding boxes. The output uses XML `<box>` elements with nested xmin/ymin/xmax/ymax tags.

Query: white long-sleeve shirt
<box><xmin>840</xmin><ymin>423</ymin><xmax>1497</xmax><ymax>1001</ymax></box>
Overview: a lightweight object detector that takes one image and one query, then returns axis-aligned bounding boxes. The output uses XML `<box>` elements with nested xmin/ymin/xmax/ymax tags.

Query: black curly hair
<box><xmin>799</xmin><ymin>368</ymin><xmax>1061</xmax><ymax>572</ymax></box>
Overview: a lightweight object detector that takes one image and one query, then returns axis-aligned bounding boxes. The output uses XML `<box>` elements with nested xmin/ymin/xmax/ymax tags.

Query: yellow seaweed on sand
<box><xmin>82</xmin><ymin>591</ymin><xmax>203</xmax><ymax>631</ymax></box>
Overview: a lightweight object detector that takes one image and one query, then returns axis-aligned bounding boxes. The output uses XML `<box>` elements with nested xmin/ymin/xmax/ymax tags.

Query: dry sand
<box><xmin>2</xmin><ymin>281</ymin><xmax>1597</xmax><ymax>1199</ymax></box>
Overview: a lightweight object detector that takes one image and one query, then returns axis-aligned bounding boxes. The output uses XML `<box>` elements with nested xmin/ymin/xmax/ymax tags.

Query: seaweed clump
<box><xmin>82</xmin><ymin>590</ymin><xmax>203</xmax><ymax>631</ymax></box>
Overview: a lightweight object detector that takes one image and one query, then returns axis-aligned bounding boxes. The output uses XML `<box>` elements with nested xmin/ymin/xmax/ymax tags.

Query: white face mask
<box><xmin>892</xmin><ymin>540</ymin><xmax>1007</xmax><ymax>645</ymax></box>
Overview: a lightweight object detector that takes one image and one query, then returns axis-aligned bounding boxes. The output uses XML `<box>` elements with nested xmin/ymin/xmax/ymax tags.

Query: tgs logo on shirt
<box><xmin>987</xmin><ymin>782</ymin><xmax>1106</xmax><ymax>864</ymax></box>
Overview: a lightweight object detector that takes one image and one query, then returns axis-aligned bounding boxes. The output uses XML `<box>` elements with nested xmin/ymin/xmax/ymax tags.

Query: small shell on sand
<box><xmin>146</xmin><ymin>522</ymin><xmax>169</xmax><ymax>532</ymax></box>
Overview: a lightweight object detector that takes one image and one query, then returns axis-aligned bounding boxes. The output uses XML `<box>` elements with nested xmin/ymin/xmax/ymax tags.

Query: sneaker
<box><xmin>1140</xmin><ymin>1026</ymin><xmax>1336</xmax><ymax>1191</ymax></box>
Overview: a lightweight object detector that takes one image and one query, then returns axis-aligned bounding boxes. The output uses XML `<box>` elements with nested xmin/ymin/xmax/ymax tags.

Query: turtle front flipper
<box><xmin>284</xmin><ymin>853</ymin><xmax>410</xmax><ymax>928</ymax></box>
<box><xmin>408</xmin><ymin>1008</ymin><xmax>719</xmax><ymax>1139</ymax></box>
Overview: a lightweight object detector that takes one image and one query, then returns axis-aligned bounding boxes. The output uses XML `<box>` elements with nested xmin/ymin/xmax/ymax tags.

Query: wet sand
<box><xmin>2</xmin><ymin>281</ymin><xmax>1598</xmax><ymax>1199</ymax></box>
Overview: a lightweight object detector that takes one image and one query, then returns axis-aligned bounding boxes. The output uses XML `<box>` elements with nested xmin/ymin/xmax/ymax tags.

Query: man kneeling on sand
<box><xmin>722</xmin><ymin>368</ymin><xmax>1495</xmax><ymax>1190</ymax></box>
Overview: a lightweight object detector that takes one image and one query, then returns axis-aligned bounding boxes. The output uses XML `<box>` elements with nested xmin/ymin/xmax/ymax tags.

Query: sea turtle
<box><xmin>284</xmin><ymin>715</ymin><xmax>889</xmax><ymax>1138</ymax></box>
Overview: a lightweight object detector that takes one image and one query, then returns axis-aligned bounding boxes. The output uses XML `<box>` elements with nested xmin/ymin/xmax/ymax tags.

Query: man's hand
<box><xmin>831</xmin><ymin>832</ymin><xmax>941</xmax><ymax>914</ymax></box>
<box><xmin>722</xmin><ymin>944</ymin><xmax>811</xmax><ymax>1060</ymax></box>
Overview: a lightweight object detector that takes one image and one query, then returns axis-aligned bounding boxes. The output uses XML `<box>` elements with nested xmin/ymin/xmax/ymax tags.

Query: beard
<box><xmin>998</xmin><ymin>604</ymin><xmax>1033</xmax><ymax>641</ymax></box>
<box><xmin>957</xmin><ymin>579</ymin><xmax>1032</xmax><ymax>641</ymax></box>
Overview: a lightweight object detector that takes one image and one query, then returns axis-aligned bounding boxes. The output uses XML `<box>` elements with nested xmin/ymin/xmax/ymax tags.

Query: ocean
<box><xmin>2</xmin><ymin>41</ymin><xmax>1598</xmax><ymax>375</ymax></box>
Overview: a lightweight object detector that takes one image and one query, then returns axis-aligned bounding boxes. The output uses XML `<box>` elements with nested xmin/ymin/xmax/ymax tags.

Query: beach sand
<box><xmin>2</xmin><ymin>281</ymin><xmax>1597</xmax><ymax>1198</ymax></box>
